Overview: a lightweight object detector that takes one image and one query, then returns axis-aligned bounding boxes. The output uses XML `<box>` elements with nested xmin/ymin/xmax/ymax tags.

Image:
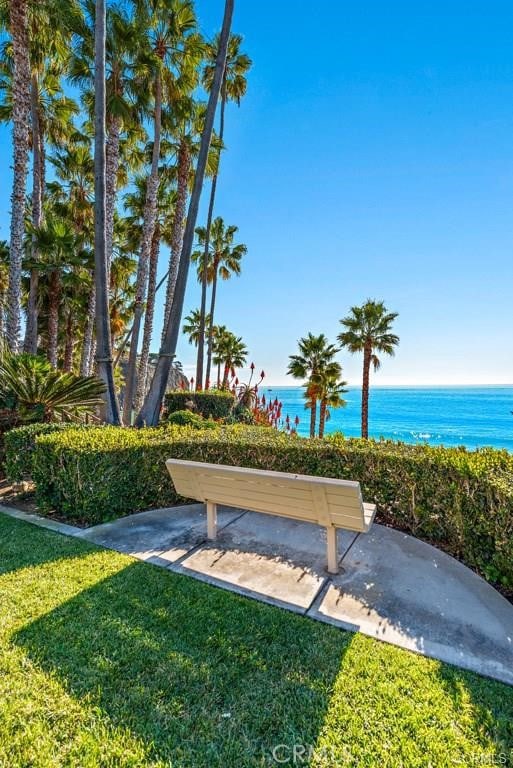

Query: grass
<box><xmin>0</xmin><ymin>514</ymin><xmax>512</xmax><ymax>767</ymax></box>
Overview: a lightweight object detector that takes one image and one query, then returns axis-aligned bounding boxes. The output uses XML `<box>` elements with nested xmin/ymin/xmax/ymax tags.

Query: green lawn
<box><xmin>0</xmin><ymin>515</ymin><xmax>512</xmax><ymax>768</ymax></box>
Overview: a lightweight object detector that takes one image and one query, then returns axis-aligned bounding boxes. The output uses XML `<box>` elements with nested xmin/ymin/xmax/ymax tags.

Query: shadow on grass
<box><xmin>14</xmin><ymin>559</ymin><xmax>352</xmax><ymax>767</ymax></box>
<box><xmin>6</xmin><ymin>513</ymin><xmax>513</xmax><ymax>766</ymax></box>
<box><xmin>436</xmin><ymin>662</ymin><xmax>513</xmax><ymax>761</ymax></box>
<box><xmin>0</xmin><ymin>513</ymin><xmax>97</xmax><ymax>577</ymax></box>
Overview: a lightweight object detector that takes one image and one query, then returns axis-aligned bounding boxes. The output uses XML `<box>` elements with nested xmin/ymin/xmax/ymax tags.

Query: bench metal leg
<box><xmin>206</xmin><ymin>501</ymin><xmax>217</xmax><ymax>540</ymax></box>
<box><xmin>326</xmin><ymin>526</ymin><xmax>339</xmax><ymax>574</ymax></box>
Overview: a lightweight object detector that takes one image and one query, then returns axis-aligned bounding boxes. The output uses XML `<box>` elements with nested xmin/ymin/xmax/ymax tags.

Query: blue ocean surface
<box><xmin>263</xmin><ymin>386</ymin><xmax>513</xmax><ymax>451</ymax></box>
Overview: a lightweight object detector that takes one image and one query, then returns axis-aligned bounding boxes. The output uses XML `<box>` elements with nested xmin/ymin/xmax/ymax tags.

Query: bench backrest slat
<box><xmin>166</xmin><ymin>459</ymin><xmax>368</xmax><ymax>532</ymax></box>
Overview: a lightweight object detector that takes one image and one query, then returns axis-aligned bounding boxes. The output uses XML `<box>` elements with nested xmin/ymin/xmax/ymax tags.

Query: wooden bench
<box><xmin>166</xmin><ymin>459</ymin><xmax>376</xmax><ymax>574</ymax></box>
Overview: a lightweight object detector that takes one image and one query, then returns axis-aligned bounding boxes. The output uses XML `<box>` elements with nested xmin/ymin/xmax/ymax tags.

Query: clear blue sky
<box><xmin>2</xmin><ymin>1</ymin><xmax>513</xmax><ymax>385</ymax></box>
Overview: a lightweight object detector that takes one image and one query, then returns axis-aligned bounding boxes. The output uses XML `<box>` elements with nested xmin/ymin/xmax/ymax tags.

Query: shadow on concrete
<box><xmin>308</xmin><ymin>524</ymin><xmax>513</xmax><ymax>685</ymax></box>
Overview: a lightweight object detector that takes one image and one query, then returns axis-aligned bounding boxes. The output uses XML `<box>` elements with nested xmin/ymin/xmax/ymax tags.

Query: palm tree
<box><xmin>27</xmin><ymin>4</ymin><xmax>79</xmax><ymax>353</ymax></box>
<box><xmin>123</xmin><ymin>0</ymin><xmax>199</xmax><ymax>425</ymax></box>
<box><xmin>0</xmin><ymin>0</ymin><xmax>79</xmax><ymax>353</ymax></box>
<box><xmin>135</xmin><ymin>0</ymin><xmax>234</xmax><ymax>427</ymax></box>
<box><xmin>123</xmin><ymin>174</ymin><xmax>172</xmax><ymax>408</ymax></box>
<box><xmin>191</xmin><ymin>216</ymin><xmax>246</xmax><ymax>388</ymax></box>
<box><xmin>93</xmin><ymin>0</ymin><xmax>120</xmax><ymax>424</ymax></box>
<box><xmin>183</xmin><ymin>308</ymin><xmax>211</xmax><ymax>347</ymax></box>
<box><xmin>27</xmin><ymin>214</ymin><xmax>89</xmax><ymax>368</ymax></box>
<box><xmin>310</xmin><ymin>363</ymin><xmax>348</xmax><ymax>438</ymax></box>
<box><xmin>212</xmin><ymin>330</ymin><xmax>247</xmax><ymax>388</ymax></box>
<box><xmin>5</xmin><ymin>0</ymin><xmax>30</xmax><ymax>351</ymax></box>
<box><xmin>70</xmin><ymin>0</ymin><xmax>142</xmax><ymax>274</ymax></box>
<box><xmin>196</xmin><ymin>32</ymin><xmax>251</xmax><ymax>389</ymax></box>
<box><xmin>160</xmin><ymin>99</ymin><xmax>218</xmax><ymax>340</ymax></box>
<box><xmin>60</xmin><ymin>265</ymin><xmax>93</xmax><ymax>372</ymax></box>
<box><xmin>29</xmin><ymin>216</ymin><xmax>81</xmax><ymax>368</ymax></box>
<box><xmin>210</xmin><ymin>322</ymin><xmax>227</xmax><ymax>387</ymax></box>
<box><xmin>287</xmin><ymin>333</ymin><xmax>340</xmax><ymax>438</ymax></box>
<box><xmin>0</xmin><ymin>241</ymin><xmax>8</xmax><ymax>343</ymax></box>
<box><xmin>49</xmin><ymin>139</ymin><xmax>96</xmax><ymax>376</ymax></box>
<box><xmin>49</xmin><ymin>142</ymin><xmax>95</xmax><ymax>231</ymax></box>
<box><xmin>109</xmin><ymin>248</ymin><xmax>136</xmax><ymax>350</ymax></box>
<box><xmin>338</xmin><ymin>299</ymin><xmax>399</xmax><ymax>438</ymax></box>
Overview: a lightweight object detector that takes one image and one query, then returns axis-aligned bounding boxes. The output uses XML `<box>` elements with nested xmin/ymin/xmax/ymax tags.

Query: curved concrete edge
<box><xmin>308</xmin><ymin>524</ymin><xmax>513</xmax><ymax>686</ymax></box>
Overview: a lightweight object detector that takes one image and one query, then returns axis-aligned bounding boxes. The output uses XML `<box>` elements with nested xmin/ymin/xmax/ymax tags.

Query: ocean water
<box><xmin>263</xmin><ymin>386</ymin><xmax>513</xmax><ymax>451</ymax></box>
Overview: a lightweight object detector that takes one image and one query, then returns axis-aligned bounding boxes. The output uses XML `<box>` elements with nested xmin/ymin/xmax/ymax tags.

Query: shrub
<box><xmin>0</xmin><ymin>410</ymin><xmax>20</xmax><ymax>467</ymax></box>
<box><xmin>225</xmin><ymin>405</ymin><xmax>256</xmax><ymax>425</ymax></box>
<box><xmin>33</xmin><ymin>424</ymin><xmax>192</xmax><ymax>523</ymax></box>
<box><xmin>164</xmin><ymin>390</ymin><xmax>234</xmax><ymax>420</ymax></box>
<box><xmin>4</xmin><ymin>423</ymin><xmax>88</xmax><ymax>484</ymax></box>
<box><xmin>166</xmin><ymin>410</ymin><xmax>216</xmax><ymax>429</ymax></box>
<box><xmin>32</xmin><ymin>426</ymin><xmax>513</xmax><ymax>586</ymax></box>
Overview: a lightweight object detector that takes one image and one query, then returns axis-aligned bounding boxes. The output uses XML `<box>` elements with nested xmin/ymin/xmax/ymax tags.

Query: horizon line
<box><xmin>260</xmin><ymin>382</ymin><xmax>513</xmax><ymax>388</ymax></box>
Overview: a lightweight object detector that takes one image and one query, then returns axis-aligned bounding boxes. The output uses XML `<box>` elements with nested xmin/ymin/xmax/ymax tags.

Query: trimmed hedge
<box><xmin>164</xmin><ymin>390</ymin><xmax>234</xmax><ymax>419</ymax></box>
<box><xmin>4</xmin><ymin>423</ymin><xmax>79</xmax><ymax>484</ymax></box>
<box><xmin>31</xmin><ymin>426</ymin><xmax>513</xmax><ymax>585</ymax></box>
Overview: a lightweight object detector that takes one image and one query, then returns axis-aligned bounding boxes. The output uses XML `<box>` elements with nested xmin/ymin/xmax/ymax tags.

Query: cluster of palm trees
<box><xmin>0</xmin><ymin>0</ymin><xmax>247</xmax><ymax>426</ymax></box>
<box><xmin>288</xmin><ymin>299</ymin><xmax>399</xmax><ymax>438</ymax></box>
<box><xmin>183</xmin><ymin>310</ymin><xmax>247</xmax><ymax>390</ymax></box>
<box><xmin>189</xmin><ymin>214</ymin><xmax>246</xmax><ymax>386</ymax></box>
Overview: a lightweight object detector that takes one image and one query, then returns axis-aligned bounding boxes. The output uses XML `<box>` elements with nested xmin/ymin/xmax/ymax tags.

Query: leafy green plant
<box><xmin>31</xmin><ymin>425</ymin><xmax>513</xmax><ymax>587</ymax></box>
<box><xmin>227</xmin><ymin>404</ymin><xmax>255</xmax><ymax>425</ymax></box>
<box><xmin>166</xmin><ymin>410</ymin><xmax>216</xmax><ymax>429</ymax></box>
<box><xmin>0</xmin><ymin>352</ymin><xmax>105</xmax><ymax>423</ymax></box>
<box><xmin>164</xmin><ymin>390</ymin><xmax>234</xmax><ymax>420</ymax></box>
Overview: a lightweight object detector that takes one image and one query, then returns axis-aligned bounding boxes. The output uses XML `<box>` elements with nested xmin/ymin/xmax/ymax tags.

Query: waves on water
<box><xmin>265</xmin><ymin>386</ymin><xmax>513</xmax><ymax>451</ymax></box>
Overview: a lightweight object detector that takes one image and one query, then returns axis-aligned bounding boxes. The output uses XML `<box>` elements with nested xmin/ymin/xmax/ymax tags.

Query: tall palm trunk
<box><xmin>63</xmin><ymin>310</ymin><xmax>74</xmax><ymax>372</ymax></box>
<box><xmin>80</xmin><ymin>282</ymin><xmax>95</xmax><ymax>375</ymax></box>
<box><xmin>6</xmin><ymin>0</ymin><xmax>31</xmax><ymax>352</ymax></box>
<box><xmin>161</xmin><ymin>140</ymin><xmax>190</xmax><ymax>342</ymax></box>
<box><xmin>93</xmin><ymin>0</ymin><xmax>120</xmax><ymax>424</ymax></box>
<box><xmin>309</xmin><ymin>397</ymin><xmax>317</xmax><ymax>438</ymax></box>
<box><xmin>361</xmin><ymin>342</ymin><xmax>371</xmax><ymax>438</ymax></box>
<box><xmin>123</xmin><ymin>72</ymin><xmax>162</xmax><ymax>425</ymax></box>
<box><xmin>136</xmin><ymin>0</ymin><xmax>234</xmax><ymax>427</ymax></box>
<box><xmin>105</xmin><ymin>113</ymin><xmax>121</xmax><ymax>282</ymax></box>
<box><xmin>205</xmin><ymin>263</ymin><xmax>219</xmax><ymax>387</ymax></box>
<box><xmin>0</xmin><ymin>286</ymin><xmax>6</xmax><ymax>344</ymax></box>
<box><xmin>89</xmin><ymin>336</ymin><xmax>97</xmax><ymax>375</ymax></box>
<box><xmin>319</xmin><ymin>400</ymin><xmax>327</xmax><ymax>438</ymax></box>
<box><xmin>196</xmin><ymin>92</ymin><xmax>226</xmax><ymax>390</ymax></box>
<box><xmin>216</xmin><ymin>361</ymin><xmax>221</xmax><ymax>388</ymax></box>
<box><xmin>47</xmin><ymin>269</ymin><xmax>60</xmax><ymax>368</ymax></box>
<box><xmin>24</xmin><ymin>73</ymin><xmax>43</xmax><ymax>354</ymax></box>
<box><xmin>136</xmin><ymin>222</ymin><xmax>160</xmax><ymax>408</ymax></box>
<box><xmin>222</xmin><ymin>362</ymin><xmax>230</xmax><ymax>388</ymax></box>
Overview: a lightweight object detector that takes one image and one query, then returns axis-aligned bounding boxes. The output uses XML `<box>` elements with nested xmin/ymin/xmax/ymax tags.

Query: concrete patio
<box><xmin>2</xmin><ymin>502</ymin><xmax>513</xmax><ymax>686</ymax></box>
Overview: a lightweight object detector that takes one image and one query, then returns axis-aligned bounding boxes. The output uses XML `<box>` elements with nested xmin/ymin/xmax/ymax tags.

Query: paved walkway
<box><xmin>2</xmin><ymin>502</ymin><xmax>513</xmax><ymax>686</ymax></box>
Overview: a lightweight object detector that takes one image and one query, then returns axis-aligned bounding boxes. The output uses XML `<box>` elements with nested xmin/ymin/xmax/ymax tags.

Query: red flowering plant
<box><xmin>227</xmin><ymin>364</ymin><xmax>298</xmax><ymax>431</ymax></box>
